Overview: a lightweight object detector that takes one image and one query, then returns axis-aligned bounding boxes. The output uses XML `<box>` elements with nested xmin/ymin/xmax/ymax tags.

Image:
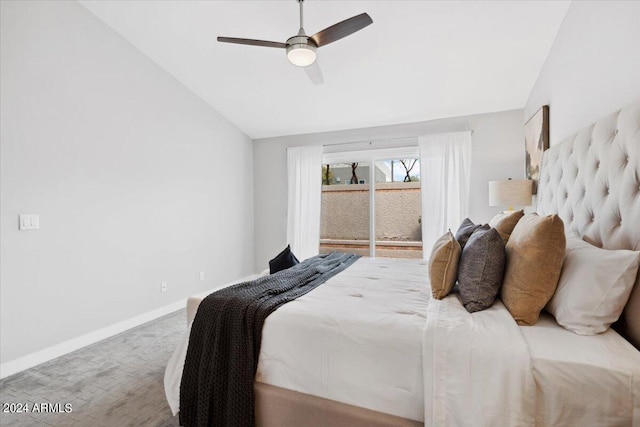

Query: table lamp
<box><xmin>489</xmin><ymin>179</ymin><xmax>532</xmax><ymax>213</ymax></box>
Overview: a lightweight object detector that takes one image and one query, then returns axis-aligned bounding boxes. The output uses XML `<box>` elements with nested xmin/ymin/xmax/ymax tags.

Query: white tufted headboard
<box><xmin>536</xmin><ymin>101</ymin><xmax>640</xmax><ymax>349</ymax></box>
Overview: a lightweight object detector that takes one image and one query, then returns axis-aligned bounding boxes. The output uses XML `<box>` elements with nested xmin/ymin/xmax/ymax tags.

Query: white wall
<box><xmin>253</xmin><ymin>110</ymin><xmax>524</xmax><ymax>270</ymax></box>
<box><xmin>525</xmin><ymin>1</ymin><xmax>640</xmax><ymax>146</ymax></box>
<box><xmin>0</xmin><ymin>1</ymin><xmax>254</xmax><ymax>367</ymax></box>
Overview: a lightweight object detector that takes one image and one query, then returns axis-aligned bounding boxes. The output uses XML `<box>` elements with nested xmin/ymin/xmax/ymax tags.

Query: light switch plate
<box><xmin>19</xmin><ymin>214</ymin><xmax>40</xmax><ymax>230</ymax></box>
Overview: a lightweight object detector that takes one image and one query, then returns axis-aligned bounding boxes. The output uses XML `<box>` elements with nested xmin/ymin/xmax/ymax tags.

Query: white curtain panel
<box><xmin>419</xmin><ymin>131</ymin><xmax>472</xmax><ymax>259</ymax></box>
<box><xmin>286</xmin><ymin>145</ymin><xmax>323</xmax><ymax>261</ymax></box>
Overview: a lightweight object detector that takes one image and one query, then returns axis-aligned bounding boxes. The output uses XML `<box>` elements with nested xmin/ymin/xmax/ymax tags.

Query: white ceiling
<box><xmin>79</xmin><ymin>1</ymin><xmax>570</xmax><ymax>139</ymax></box>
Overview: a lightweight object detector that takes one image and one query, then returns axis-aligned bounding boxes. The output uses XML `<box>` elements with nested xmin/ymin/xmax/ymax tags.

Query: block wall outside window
<box><xmin>320</xmin><ymin>159</ymin><xmax>422</xmax><ymax>259</ymax></box>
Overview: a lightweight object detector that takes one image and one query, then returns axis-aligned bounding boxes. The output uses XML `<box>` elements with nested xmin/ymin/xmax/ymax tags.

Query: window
<box><xmin>320</xmin><ymin>145</ymin><xmax>422</xmax><ymax>258</ymax></box>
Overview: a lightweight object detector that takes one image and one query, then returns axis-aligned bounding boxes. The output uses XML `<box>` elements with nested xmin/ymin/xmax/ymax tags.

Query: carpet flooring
<box><xmin>0</xmin><ymin>309</ymin><xmax>186</xmax><ymax>427</ymax></box>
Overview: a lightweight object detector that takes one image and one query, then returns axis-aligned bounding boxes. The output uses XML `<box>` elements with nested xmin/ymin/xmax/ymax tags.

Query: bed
<box><xmin>165</xmin><ymin>101</ymin><xmax>640</xmax><ymax>426</ymax></box>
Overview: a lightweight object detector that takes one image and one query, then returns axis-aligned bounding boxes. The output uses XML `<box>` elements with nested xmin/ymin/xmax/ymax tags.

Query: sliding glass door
<box><xmin>320</xmin><ymin>146</ymin><xmax>422</xmax><ymax>258</ymax></box>
<box><xmin>374</xmin><ymin>158</ymin><xmax>422</xmax><ymax>258</ymax></box>
<box><xmin>320</xmin><ymin>162</ymin><xmax>370</xmax><ymax>257</ymax></box>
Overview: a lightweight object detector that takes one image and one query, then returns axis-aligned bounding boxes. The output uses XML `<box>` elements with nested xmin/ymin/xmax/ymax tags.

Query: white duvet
<box><xmin>166</xmin><ymin>257</ymin><xmax>431</xmax><ymax>420</ymax></box>
<box><xmin>256</xmin><ymin>257</ymin><xmax>430</xmax><ymax>421</ymax></box>
<box><xmin>165</xmin><ymin>257</ymin><xmax>640</xmax><ymax>425</ymax></box>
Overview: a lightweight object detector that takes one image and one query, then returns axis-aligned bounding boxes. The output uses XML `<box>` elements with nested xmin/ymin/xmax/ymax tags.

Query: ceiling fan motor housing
<box><xmin>286</xmin><ymin>35</ymin><xmax>317</xmax><ymax>67</ymax></box>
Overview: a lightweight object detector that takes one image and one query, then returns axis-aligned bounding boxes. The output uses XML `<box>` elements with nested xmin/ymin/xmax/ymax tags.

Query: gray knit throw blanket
<box><xmin>179</xmin><ymin>252</ymin><xmax>360</xmax><ymax>427</ymax></box>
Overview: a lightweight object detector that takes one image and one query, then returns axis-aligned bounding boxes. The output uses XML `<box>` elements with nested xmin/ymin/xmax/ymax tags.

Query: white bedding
<box><xmin>165</xmin><ymin>257</ymin><xmax>640</xmax><ymax>425</ymax></box>
<box><xmin>166</xmin><ymin>257</ymin><xmax>432</xmax><ymax>421</ymax></box>
<box><xmin>257</xmin><ymin>257</ymin><xmax>430</xmax><ymax>420</ymax></box>
<box><xmin>520</xmin><ymin>313</ymin><xmax>640</xmax><ymax>426</ymax></box>
<box><xmin>424</xmin><ymin>295</ymin><xmax>640</xmax><ymax>427</ymax></box>
<box><xmin>424</xmin><ymin>294</ymin><xmax>536</xmax><ymax>426</ymax></box>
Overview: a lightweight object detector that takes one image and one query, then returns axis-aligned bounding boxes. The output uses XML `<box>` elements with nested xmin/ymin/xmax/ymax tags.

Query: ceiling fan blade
<box><xmin>217</xmin><ymin>37</ymin><xmax>286</xmax><ymax>49</ymax></box>
<box><xmin>304</xmin><ymin>61</ymin><xmax>324</xmax><ymax>85</ymax></box>
<box><xmin>310</xmin><ymin>13</ymin><xmax>373</xmax><ymax>47</ymax></box>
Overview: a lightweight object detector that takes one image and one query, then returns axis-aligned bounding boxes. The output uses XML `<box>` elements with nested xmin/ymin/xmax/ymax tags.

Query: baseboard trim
<box><xmin>0</xmin><ymin>298</ymin><xmax>187</xmax><ymax>379</ymax></box>
<box><xmin>0</xmin><ymin>274</ymin><xmax>259</xmax><ymax>380</ymax></box>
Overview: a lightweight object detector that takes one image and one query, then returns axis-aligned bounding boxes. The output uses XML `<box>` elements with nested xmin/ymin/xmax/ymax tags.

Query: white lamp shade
<box><xmin>489</xmin><ymin>180</ymin><xmax>532</xmax><ymax>207</ymax></box>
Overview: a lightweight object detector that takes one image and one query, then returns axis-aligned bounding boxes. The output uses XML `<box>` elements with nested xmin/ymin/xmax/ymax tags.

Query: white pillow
<box><xmin>546</xmin><ymin>233</ymin><xmax>640</xmax><ymax>335</ymax></box>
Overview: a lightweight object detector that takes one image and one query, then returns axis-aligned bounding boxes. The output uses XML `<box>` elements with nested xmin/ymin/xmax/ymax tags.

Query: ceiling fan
<box><xmin>217</xmin><ymin>0</ymin><xmax>373</xmax><ymax>85</ymax></box>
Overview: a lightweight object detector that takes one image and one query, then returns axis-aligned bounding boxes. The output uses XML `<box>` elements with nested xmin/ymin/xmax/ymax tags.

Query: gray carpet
<box><xmin>0</xmin><ymin>310</ymin><xmax>186</xmax><ymax>427</ymax></box>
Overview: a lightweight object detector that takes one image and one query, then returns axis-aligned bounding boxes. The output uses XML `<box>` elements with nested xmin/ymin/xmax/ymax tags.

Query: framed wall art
<box><xmin>524</xmin><ymin>105</ymin><xmax>549</xmax><ymax>194</ymax></box>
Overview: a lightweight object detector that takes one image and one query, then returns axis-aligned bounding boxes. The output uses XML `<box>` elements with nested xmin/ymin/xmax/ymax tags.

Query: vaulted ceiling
<box><xmin>80</xmin><ymin>1</ymin><xmax>570</xmax><ymax>139</ymax></box>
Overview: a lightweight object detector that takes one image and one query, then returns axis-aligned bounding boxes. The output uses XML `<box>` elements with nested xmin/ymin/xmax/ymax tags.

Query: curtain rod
<box><xmin>321</xmin><ymin>130</ymin><xmax>473</xmax><ymax>148</ymax></box>
<box><xmin>322</xmin><ymin>139</ymin><xmax>397</xmax><ymax>148</ymax></box>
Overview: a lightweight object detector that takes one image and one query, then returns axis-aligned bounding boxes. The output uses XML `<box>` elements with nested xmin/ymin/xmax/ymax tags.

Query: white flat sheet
<box><xmin>424</xmin><ymin>295</ymin><xmax>537</xmax><ymax>427</ymax></box>
<box><xmin>165</xmin><ymin>257</ymin><xmax>431</xmax><ymax>421</ymax></box>
<box><xmin>520</xmin><ymin>313</ymin><xmax>640</xmax><ymax>427</ymax></box>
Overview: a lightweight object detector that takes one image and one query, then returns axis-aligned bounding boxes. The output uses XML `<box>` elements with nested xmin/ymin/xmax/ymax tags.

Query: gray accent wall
<box><xmin>0</xmin><ymin>1</ymin><xmax>254</xmax><ymax>365</ymax></box>
<box><xmin>525</xmin><ymin>1</ymin><xmax>640</xmax><ymax>146</ymax></box>
<box><xmin>253</xmin><ymin>110</ymin><xmax>525</xmax><ymax>271</ymax></box>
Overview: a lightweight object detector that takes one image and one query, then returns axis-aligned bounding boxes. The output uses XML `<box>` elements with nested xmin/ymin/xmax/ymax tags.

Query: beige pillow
<box><xmin>429</xmin><ymin>230</ymin><xmax>462</xmax><ymax>299</ymax></box>
<box><xmin>501</xmin><ymin>214</ymin><xmax>566</xmax><ymax>325</ymax></box>
<box><xmin>489</xmin><ymin>209</ymin><xmax>524</xmax><ymax>244</ymax></box>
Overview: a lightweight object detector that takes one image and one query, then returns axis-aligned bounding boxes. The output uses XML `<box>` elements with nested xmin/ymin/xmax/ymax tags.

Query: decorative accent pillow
<box><xmin>269</xmin><ymin>245</ymin><xmax>299</xmax><ymax>274</ymax></box>
<box><xmin>457</xmin><ymin>227</ymin><xmax>506</xmax><ymax>312</ymax></box>
<box><xmin>489</xmin><ymin>209</ymin><xmax>524</xmax><ymax>244</ymax></box>
<box><xmin>546</xmin><ymin>233</ymin><xmax>640</xmax><ymax>335</ymax></box>
<box><xmin>501</xmin><ymin>214</ymin><xmax>566</xmax><ymax>325</ymax></box>
<box><xmin>428</xmin><ymin>230</ymin><xmax>462</xmax><ymax>299</ymax></box>
<box><xmin>455</xmin><ymin>218</ymin><xmax>487</xmax><ymax>249</ymax></box>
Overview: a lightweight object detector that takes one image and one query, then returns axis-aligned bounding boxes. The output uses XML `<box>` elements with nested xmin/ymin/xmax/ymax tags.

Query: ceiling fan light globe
<box><xmin>287</xmin><ymin>44</ymin><xmax>317</xmax><ymax>67</ymax></box>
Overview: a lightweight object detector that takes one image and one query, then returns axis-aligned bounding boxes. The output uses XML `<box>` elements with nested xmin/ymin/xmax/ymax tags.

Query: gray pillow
<box><xmin>455</xmin><ymin>218</ymin><xmax>488</xmax><ymax>249</ymax></box>
<box><xmin>458</xmin><ymin>227</ymin><xmax>506</xmax><ymax>313</ymax></box>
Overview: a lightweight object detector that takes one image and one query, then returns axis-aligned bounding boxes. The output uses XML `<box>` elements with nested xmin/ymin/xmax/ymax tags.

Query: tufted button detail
<box><xmin>536</xmin><ymin>103</ymin><xmax>638</xmax><ymax>248</ymax></box>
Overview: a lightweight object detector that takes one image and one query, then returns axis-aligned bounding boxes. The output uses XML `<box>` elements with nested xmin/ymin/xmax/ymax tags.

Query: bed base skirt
<box><xmin>255</xmin><ymin>382</ymin><xmax>423</xmax><ymax>427</ymax></box>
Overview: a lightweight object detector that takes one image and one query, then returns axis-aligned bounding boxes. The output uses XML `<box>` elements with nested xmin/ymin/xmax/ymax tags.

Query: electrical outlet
<box><xmin>199</xmin><ymin>272</ymin><xmax>205</xmax><ymax>281</ymax></box>
<box><xmin>161</xmin><ymin>281</ymin><xmax>167</xmax><ymax>293</ymax></box>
